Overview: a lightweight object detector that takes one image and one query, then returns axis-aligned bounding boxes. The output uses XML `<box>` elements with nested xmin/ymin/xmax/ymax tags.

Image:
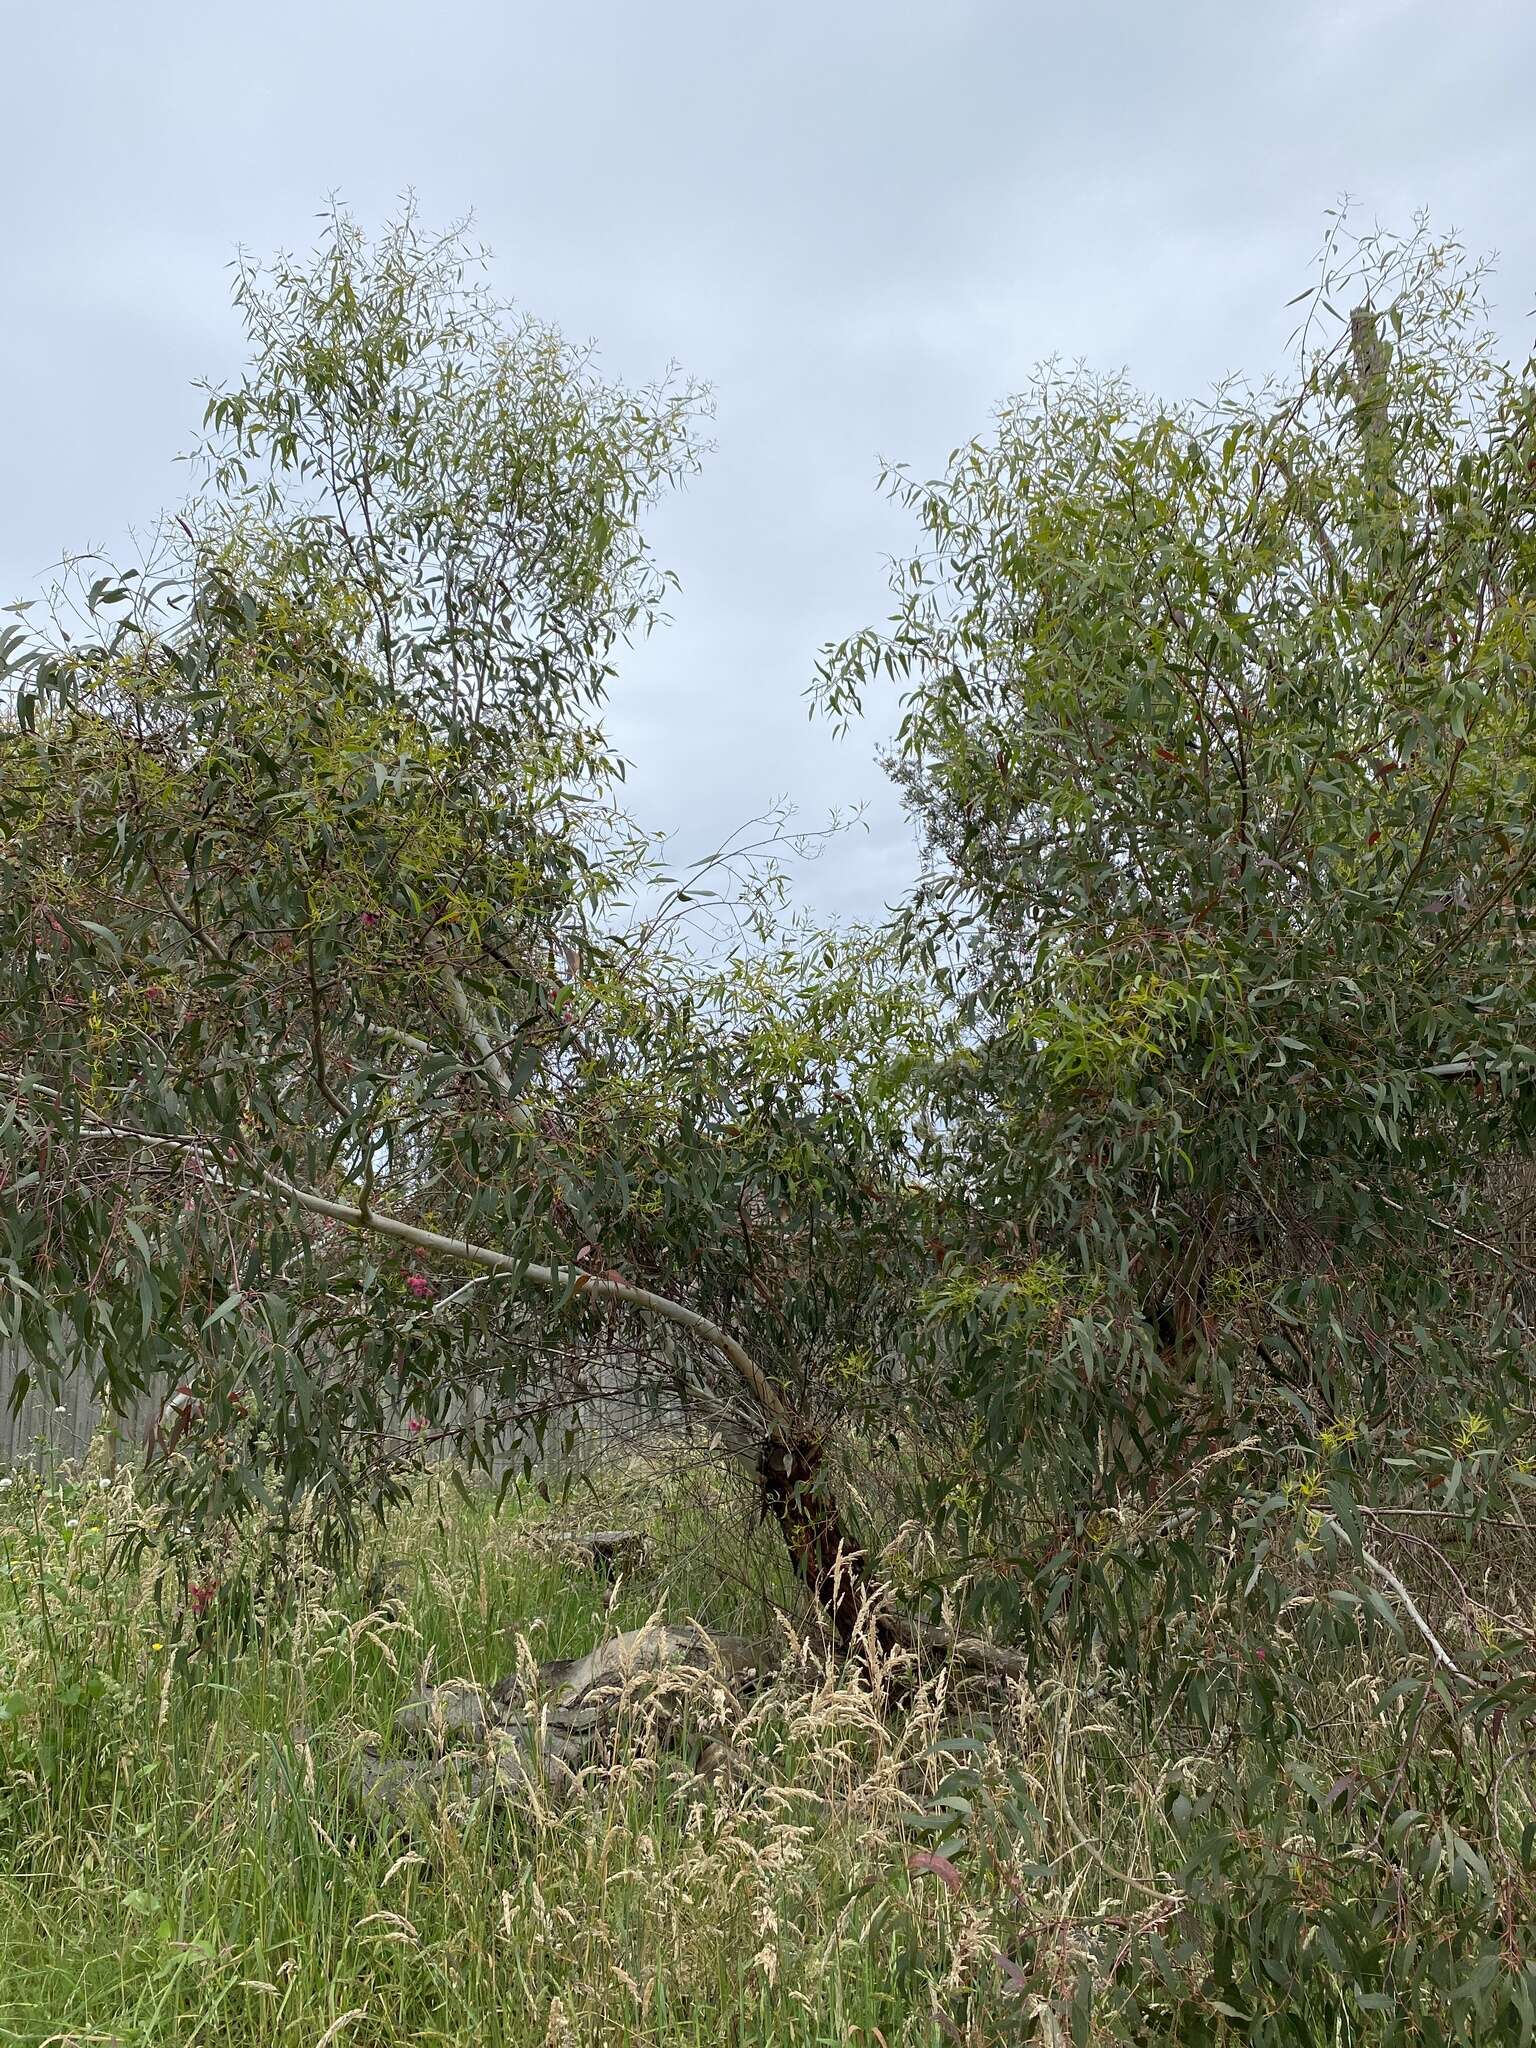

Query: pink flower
<box><xmin>188</xmin><ymin>1580</ymin><xmax>218</xmax><ymax>1618</ymax></box>
<box><xmin>405</xmin><ymin>1272</ymin><xmax>434</xmax><ymax>1301</ymax></box>
<box><xmin>361</xmin><ymin>912</ymin><xmax>380</xmax><ymax>930</ymax></box>
<box><xmin>407</xmin><ymin>1417</ymin><xmax>424</xmax><ymax>1436</ymax></box>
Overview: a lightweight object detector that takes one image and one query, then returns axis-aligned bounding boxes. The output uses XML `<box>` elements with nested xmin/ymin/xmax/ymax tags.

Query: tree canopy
<box><xmin>4</xmin><ymin>209</ymin><xmax>1536</xmax><ymax>1688</ymax></box>
<box><xmin>813</xmin><ymin>218</ymin><xmax>1536</xmax><ymax>1659</ymax></box>
<box><xmin>11</xmin><ymin>200</ymin><xmax>1536</xmax><ymax>2046</ymax></box>
<box><xmin>0</xmin><ymin>209</ymin><xmax>930</xmax><ymax>1594</ymax></box>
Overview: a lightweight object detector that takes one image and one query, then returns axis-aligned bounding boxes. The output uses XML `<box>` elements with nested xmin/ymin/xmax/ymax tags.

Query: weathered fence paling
<box><xmin>0</xmin><ymin>1344</ymin><xmax>683</xmax><ymax>1476</ymax></box>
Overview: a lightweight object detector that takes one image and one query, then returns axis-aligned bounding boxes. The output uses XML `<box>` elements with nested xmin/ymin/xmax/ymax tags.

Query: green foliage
<box><xmin>0</xmin><ymin>206</ymin><xmax>928</xmax><ymax>1575</ymax></box>
<box><xmin>806</xmin><ymin>225</ymin><xmax>1536</xmax><ymax>2037</ymax></box>
<box><xmin>908</xmin><ymin>1684</ymin><xmax>1536</xmax><ymax>2044</ymax></box>
<box><xmin>820</xmin><ymin>216</ymin><xmax>1536</xmax><ymax>1590</ymax></box>
<box><xmin>196</xmin><ymin>200</ymin><xmax>707</xmax><ymax>729</ymax></box>
<box><xmin>11</xmin><ymin>199</ymin><xmax>1536</xmax><ymax>2035</ymax></box>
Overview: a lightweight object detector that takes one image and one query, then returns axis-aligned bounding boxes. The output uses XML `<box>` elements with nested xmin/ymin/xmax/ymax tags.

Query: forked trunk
<box><xmin>755</xmin><ymin>1427</ymin><xmax>900</xmax><ymax>1658</ymax></box>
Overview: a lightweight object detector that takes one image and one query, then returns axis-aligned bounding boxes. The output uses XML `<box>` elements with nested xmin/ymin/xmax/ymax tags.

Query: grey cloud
<box><xmin>5</xmin><ymin>0</ymin><xmax>1534</xmax><ymax>923</ymax></box>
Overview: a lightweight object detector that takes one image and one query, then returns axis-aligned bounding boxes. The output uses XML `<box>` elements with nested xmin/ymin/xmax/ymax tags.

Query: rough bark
<box><xmin>754</xmin><ymin>1427</ymin><xmax>901</xmax><ymax>1660</ymax></box>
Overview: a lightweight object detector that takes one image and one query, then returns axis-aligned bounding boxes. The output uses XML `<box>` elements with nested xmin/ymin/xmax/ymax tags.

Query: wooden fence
<box><xmin>0</xmin><ymin>1343</ymin><xmax>684</xmax><ymax>1478</ymax></box>
<box><xmin>0</xmin><ymin>1345</ymin><xmax>159</xmax><ymax>1471</ymax></box>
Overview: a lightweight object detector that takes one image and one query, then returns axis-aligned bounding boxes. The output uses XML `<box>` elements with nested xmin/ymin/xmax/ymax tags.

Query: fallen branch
<box><xmin>1360</xmin><ymin>1544</ymin><xmax>1471</xmax><ymax>1684</ymax></box>
<box><xmin>1322</xmin><ymin>1513</ymin><xmax>1471</xmax><ymax>1684</ymax></box>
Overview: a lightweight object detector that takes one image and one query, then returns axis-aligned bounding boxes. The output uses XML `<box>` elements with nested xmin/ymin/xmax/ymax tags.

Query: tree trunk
<box><xmin>754</xmin><ymin>1427</ymin><xmax>900</xmax><ymax>1658</ymax></box>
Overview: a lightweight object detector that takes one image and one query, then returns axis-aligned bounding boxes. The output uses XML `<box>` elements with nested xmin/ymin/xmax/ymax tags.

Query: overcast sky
<box><xmin>6</xmin><ymin>0</ymin><xmax>1535</xmax><ymax>923</ymax></box>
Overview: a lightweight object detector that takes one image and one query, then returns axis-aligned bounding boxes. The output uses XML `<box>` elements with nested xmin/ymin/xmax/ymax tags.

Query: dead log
<box><xmin>492</xmin><ymin>1620</ymin><xmax>769</xmax><ymax>1756</ymax></box>
<box><xmin>341</xmin><ymin>1736</ymin><xmax>577</xmax><ymax>1828</ymax></box>
<box><xmin>354</xmin><ymin>1620</ymin><xmax>772</xmax><ymax>1831</ymax></box>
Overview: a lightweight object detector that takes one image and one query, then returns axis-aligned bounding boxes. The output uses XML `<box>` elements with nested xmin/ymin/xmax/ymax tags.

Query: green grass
<box><xmin>6</xmin><ymin>1454</ymin><xmax>1536</xmax><ymax>2045</ymax></box>
<box><xmin>0</xmin><ymin>1458</ymin><xmax>973</xmax><ymax>2047</ymax></box>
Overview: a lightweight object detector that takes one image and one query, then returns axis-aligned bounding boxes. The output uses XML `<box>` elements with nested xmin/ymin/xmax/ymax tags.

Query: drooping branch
<box><xmin>15</xmin><ymin>1090</ymin><xmax>798</xmax><ymax>1437</ymax></box>
<box><xmin>16</xmin><ymin>1090</ymin><xmax>1018</xmax><ymax>1675</ymax></box>
<box><xmin>258</xmin><ymin>1167</ymin><xmax>799</xmax><ymax>1434</ymax></box>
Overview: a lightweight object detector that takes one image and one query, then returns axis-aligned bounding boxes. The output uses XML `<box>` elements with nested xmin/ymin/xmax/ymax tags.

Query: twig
<box><xmin>1346</xmin><ymin>1529</ymin><xmax>1471</xmax><ymax>1684</ymax></box>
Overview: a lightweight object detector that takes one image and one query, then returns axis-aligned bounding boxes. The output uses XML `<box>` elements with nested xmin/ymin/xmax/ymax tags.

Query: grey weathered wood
<box><xmin>0</xmin><ymin>1342</ymin><xmax>161</xmax><ymax>1472</ymax></box>
<box><xmin>0</xmin><ymin>1340</ymin><xmax>686</xmax><ymax>1479</ymax></box>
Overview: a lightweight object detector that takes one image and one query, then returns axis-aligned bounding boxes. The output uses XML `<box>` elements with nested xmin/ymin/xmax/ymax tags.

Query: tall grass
<box><xmin>0</xmin><ymin>1454</ymin><xmax>986</xmax><ymax>2046</ymax></box>
<box><xmin>3</xmin><ymin>1449</ymin><xmax>1535</xmax><ymax>2044</ymax></box>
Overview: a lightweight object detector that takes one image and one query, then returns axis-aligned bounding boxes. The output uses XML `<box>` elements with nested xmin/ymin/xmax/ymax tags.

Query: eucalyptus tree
<box><xmin>0</xmin><ymin>209</ymin><xmax>931</xmax><ymax>1611</ymax></box>
<box><xmin>819</xmin><ymin>221</ymin><xmax>1536</xmax><ymax>1652</ymax></box>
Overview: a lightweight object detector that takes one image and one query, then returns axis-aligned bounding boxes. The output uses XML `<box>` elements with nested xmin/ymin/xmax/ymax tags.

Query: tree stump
<box><xmin>555</xmin><ymin>1529</ymin><xmax>646</xmax><ymax>1581</ymax></box>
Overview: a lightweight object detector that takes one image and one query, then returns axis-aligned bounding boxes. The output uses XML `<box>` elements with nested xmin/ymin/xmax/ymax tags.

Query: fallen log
<box><xmin>340</xmin><ymin>1731</ymin><xmax>577</xmax><ymax>1827</ymax></box>
<box><xmin>335</xmin><ymin>1621</ymin><xmax>771</xmax><ymax>1833</ymax></box>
